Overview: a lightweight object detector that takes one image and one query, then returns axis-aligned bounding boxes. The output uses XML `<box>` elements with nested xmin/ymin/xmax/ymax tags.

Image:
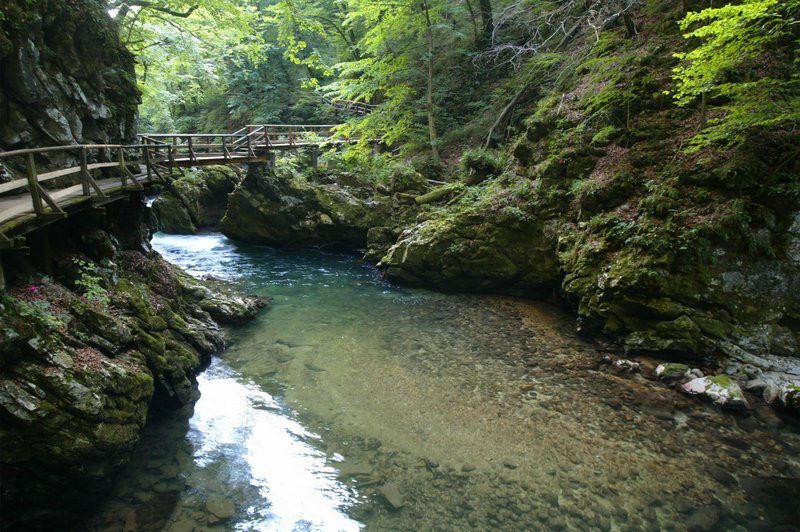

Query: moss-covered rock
<box><xmin>221</xmin><ymin>164</ymin><xmax>394</xmax><ymax>249</ymax></box>
<box><xmin>0</xmin><ymin>220</ymin><xmax>265</xmax><ymax>525</ymax></box>
<box><xmin>151</xmin><ymin>166</ymin><xmax>241</xmax><ymax>234</ymax></box>
<box><xmin>381</xmin><ymin>204</ymin><xmax>561</xmax><ymax>294</ymax></box>
<box><xmin>655</xmin><ymin>363</ymin><xmax>691</xmax><ymax>381</ymax></box>
<box><xmin>681</xmin><ymin>375</ymin><xmax>749</xmax><ymax>409</ymax></box>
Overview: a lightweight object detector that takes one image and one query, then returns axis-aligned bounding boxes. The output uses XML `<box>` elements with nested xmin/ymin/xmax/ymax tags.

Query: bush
<box><xmin>460</xmin><ymin>148</ymin><xmax>507</xmax><ymax>185</ymax></box>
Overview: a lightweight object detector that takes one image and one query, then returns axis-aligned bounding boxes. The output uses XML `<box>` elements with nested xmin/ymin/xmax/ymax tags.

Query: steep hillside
<box><xmin>376</xmin><ymin>0</ymin><xmax>800</xmax><ymax>408</ymax></box>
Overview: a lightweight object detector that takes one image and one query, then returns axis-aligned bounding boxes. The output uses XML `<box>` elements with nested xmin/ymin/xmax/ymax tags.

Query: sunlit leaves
<box><xmin>670</xmin><ymin>0</ymin><xmax>800</xmax><ymax>149</ymax></box>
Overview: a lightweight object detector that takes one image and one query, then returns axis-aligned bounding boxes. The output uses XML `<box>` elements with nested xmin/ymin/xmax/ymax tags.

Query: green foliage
<box><xmin>72</xmin><ymin>258</ymin><xmax>110</xmax><ymax>306</ymax></box>
<box><xmin>460</xmin><ymin>148</ymin><xmax>507</xmax><ymax>177</ymax></box>
<box><xmin>670</xmin><ymin>0</ymin><xmax>800</xmax><ymax>150</ymax></box>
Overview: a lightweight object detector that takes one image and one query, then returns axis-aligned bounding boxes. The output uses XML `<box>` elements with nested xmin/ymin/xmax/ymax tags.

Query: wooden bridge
<box><xmin>0</xmin><ymin>124</ymin><xmax>344</xmax><ymax>250</ymax></box>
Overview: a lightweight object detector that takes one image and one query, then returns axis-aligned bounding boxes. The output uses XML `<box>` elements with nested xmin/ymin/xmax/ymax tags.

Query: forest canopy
<box><xmin>110</xmin><ymin>0</ymin><xmax>800</xmax><ymax>156</ymax></box>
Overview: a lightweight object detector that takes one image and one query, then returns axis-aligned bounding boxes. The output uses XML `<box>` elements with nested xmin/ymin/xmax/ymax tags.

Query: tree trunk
<box><xmin>478</xmin><ymin>0</ymin><xmax>493</xmax><ymax>40</ymax></box>
<box><xmin>464</xmin><ymin>0</ymin><xmax>480</xmax><ymax>42</ymax></box>
<box><xmin>422</xmin><ymin>0</ymin><xmax>440</xmax><ymax>163</ymax></box>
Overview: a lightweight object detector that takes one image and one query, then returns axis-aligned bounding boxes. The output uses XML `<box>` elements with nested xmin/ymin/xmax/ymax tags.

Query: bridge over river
<box><xmin>0</xmin><ymin>124</ymin><xmax>350</xmax><ymax>251</ymax></box>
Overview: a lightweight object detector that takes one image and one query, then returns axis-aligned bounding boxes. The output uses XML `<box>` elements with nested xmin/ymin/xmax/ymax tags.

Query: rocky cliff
<box><xmin>0</xmin><ymin>0</ymin><xmax>139</xmax><ymax>151</ymax></box>
<box><xmin>0</xmin><ymin>199</ymin><xmax>265</xmax><ymax>528</ymax></box>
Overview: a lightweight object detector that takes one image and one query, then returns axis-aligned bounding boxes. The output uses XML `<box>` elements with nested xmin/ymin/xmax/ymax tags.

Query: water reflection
<box><xmin>189</xmin><ymin>362</ymin><xmax>362</xmax><ymax>531</ymax></box>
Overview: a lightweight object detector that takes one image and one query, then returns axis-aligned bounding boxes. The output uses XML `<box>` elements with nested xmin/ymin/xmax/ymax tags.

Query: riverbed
<box><xmin>80</xmin><ymin>233</ymin><xmax>799</xmax><ymax>531</ymax></box>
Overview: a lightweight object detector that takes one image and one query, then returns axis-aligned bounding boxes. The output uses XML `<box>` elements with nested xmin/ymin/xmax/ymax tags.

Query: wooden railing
<box><xmin>0</xmin><ymin>124</ymin><xmax>353</xmax><ymax>247</ymax></box>
<box><xmin>0</xmin><ymin>143</ymin><xmax>167</xmax><ymax>246</ymax></box>
<box><xmin>139</xmin><ymin>124</ymin><xmax>342</xmax><ymax>165</ymax></box>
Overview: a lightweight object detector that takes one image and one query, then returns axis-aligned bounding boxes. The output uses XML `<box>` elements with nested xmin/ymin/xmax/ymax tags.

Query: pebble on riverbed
<box><xmin>378</xmin><ymin>483</ymin><xmax>405</xmax><ymax>510</ymax></box>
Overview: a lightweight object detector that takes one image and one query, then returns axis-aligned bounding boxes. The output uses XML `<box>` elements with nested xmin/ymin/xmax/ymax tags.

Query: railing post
<box><xmin>289</xmin><ymin>126</ymin><xmax>294</xmax><ymax>146</ymax></box>
<box><xmin>170</xmin><ymin>137</ymin><xmax>177</xmax><ymax>167</ymax></box>
<box><xmin>80</xmin><ymin>147</ymin><xmax>91</xmax><ymax>196</ymax></box>
<box><xmin>188</xmin><ymin>136</ymin><xmax>195</xmax><ymax>163</ymax></box>
<box><xmin>143</xmin><ymin>141</ymin><xmax>153</xmax><ymax>183</ymax></box>
<box><xmin>118</xmin><ymin>148</ymin><xmax>128</xmax><ymax>187</ymax></box>
<box><xmin>222</xmin><ymin>137</ymin><xmax>229</xmax><ymax>161</ymax></box>
<box><xmin>26</xmin><ymin>153</ymin><xmax>44</xmax><ymax>214</ymax></box>
<box><xmin>246</xmin><ymin>126</ymin><xmax>253</xmax><ymax>158</ymax></box>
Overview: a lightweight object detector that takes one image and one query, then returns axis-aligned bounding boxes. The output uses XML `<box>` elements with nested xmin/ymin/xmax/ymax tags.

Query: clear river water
<box><xmin>79</xmin><ymin>232</ymin><xmax>799</xmax><ymax>531</ymax></box>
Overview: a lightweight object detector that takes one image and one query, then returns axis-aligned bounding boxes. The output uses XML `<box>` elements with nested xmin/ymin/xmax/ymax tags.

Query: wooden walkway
<box><xmin>0</xmin><ymin>124</ymin><xmax>345</xmax><ymax>248</ymax></box>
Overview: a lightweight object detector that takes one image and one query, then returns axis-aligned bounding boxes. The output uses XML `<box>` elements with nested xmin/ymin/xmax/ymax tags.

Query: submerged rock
<box><xmin>378</xmin><ymin>483</ymin><xmax>406</xmax><ymax>510</ymax></box>
<box><xmin>680</xmin><ymin>375</ymin><xmax>749</xmax><ymax>409</ymax></box>
<box><xmin>206</xmin><ymin>495</ymin><xmax>236</xmax><ymax>521</ymax></box>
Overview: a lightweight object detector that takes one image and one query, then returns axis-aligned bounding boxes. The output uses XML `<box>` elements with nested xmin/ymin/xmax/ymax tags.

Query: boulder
<box><xmin>655</xmin><ymin>363</ymin><xmax>690</xmax><ymax>381</ymax></box>
<box><xmin>681</xmin><ymin>375</ymin><xmax>749</xmax><ymax>409</ymax></box>
<box><xmin>381</xmin><ymin>215</ymin><xmax>560</xmax><ymax>295</ymax></box>
<box><xmin>221</xmin><ymin>165</ymin><xmax>393</xmax><ymax>249</ymax></box>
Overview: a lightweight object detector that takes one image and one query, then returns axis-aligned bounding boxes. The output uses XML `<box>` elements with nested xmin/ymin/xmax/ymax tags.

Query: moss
<box><xmin>707</xmin><ymin>374</ymin><xmax>734</xmax><ymax>388</ymax></box>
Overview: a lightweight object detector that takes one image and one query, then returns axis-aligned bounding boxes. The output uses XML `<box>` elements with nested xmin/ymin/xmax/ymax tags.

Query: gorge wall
<box><xmin>0</xmin><ymin>3</ymin><xmax>267</xmax><ymax>527</ymax></box>
<box><xmin>0</xmin><ymin>0</ymin><xmax>139</xmax><ymax>151</ymax></box>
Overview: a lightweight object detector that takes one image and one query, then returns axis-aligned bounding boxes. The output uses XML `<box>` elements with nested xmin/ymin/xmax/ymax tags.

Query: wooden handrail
<box><xmin>1</xmin><ymin>122</ymin><xmax>369</xmax><ymax>247</ymax></box>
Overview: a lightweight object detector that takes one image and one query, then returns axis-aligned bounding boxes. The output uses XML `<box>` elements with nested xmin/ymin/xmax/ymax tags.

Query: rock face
<box><xmin>151</xmin><ymin>166</ymin><xmax>241</xmax><ymax>234</ymax></box>
<box><xmin>0</xmin><ymin>0</ymin><xmax>139</xmax><ymax>151</ymax></box>
<box><xmin>0</xmin><ymin>200</ymin><xmax>265</xmax><ymax>527</ymax></box>
<box><xmin>382</xmin><ymin>214</ymin><xmax>560</xmax><ymax>294</ymax></box>
<box><xmin>221</xmin><ymin>164</ymin><xmax>397</xmax><ymax>249</ymax></box>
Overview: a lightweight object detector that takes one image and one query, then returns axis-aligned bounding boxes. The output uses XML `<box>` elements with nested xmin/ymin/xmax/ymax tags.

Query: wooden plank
<box><xmin>86</xmin><ymin>162</ymin><xmax>119</xmax><ymax>171</ymax></box>
<box><xmin>80</xmin><ymin>147</ymin><xmax>91</xmax><ymax>196</ymax></box>
<box><xmin>126</xmin><ymin>168</ymin><xmax>144</xmax><ymax>190</ymax></box>
<box><xmin>36</xmin><ymin>184</ymin><xmax>66</xmax><ymax>215</ymax></box>
<box><xmin>38</xmin><ymin>166</ymin><xmax>82</xmax><ymax>182</ymax></box>
<box><xmin>0</xmin><ymin>178</ymin><xmax>28</xmax><ymax>195</ymax></box>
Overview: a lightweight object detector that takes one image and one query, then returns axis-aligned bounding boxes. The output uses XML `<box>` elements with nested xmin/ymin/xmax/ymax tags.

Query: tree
<box><xmin>670</xmin><ymin>0</ymin><xmax>800</xmax><ymax>150</ymax></box>
<box><xmin>108</xmin><ymin>0</ymin><xmax>268</xmax><ymax>131</ymax></box>
<box><xmin>322</xmin><ymin>0</ymin><xmax>469</xmax><ymax>159</ymax></box>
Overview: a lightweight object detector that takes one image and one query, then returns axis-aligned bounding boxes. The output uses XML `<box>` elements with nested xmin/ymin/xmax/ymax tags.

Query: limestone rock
<box><xmin>681</xmin><ymin>375</ymin><xmax>749</xmax><ymax>409</ymax></box>
<box><xmin>221</xmin><ymin>165</ymin><xmax>394</xmax><ymax>249</ymax></box>
<box><xmin>381</xmin><ymin>216</ymin><xmax>560</xmax><ymax>294</ymax></box>
<box><xmin>151</xmin><ymin>166</ymin><xmax>241</xmax><ymax>234</ymax></box>
<box><xmin>0</xmin><ymin>0</ymin><xmax>139</xmax><ymax>153</ymax></box>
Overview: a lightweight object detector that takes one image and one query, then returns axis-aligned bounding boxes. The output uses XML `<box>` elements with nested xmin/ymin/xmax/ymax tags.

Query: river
<box><xmin>79</xmin><ymin>232</ymin><xmax>799</xmax><ymax>531</ymax></box>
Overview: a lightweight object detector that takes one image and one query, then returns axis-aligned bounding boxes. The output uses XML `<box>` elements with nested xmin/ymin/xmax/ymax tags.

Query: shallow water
<box><xmin>81</xmin><ymin>233</ymin><xmax>799</xmax><ymax>531</ymax></box>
